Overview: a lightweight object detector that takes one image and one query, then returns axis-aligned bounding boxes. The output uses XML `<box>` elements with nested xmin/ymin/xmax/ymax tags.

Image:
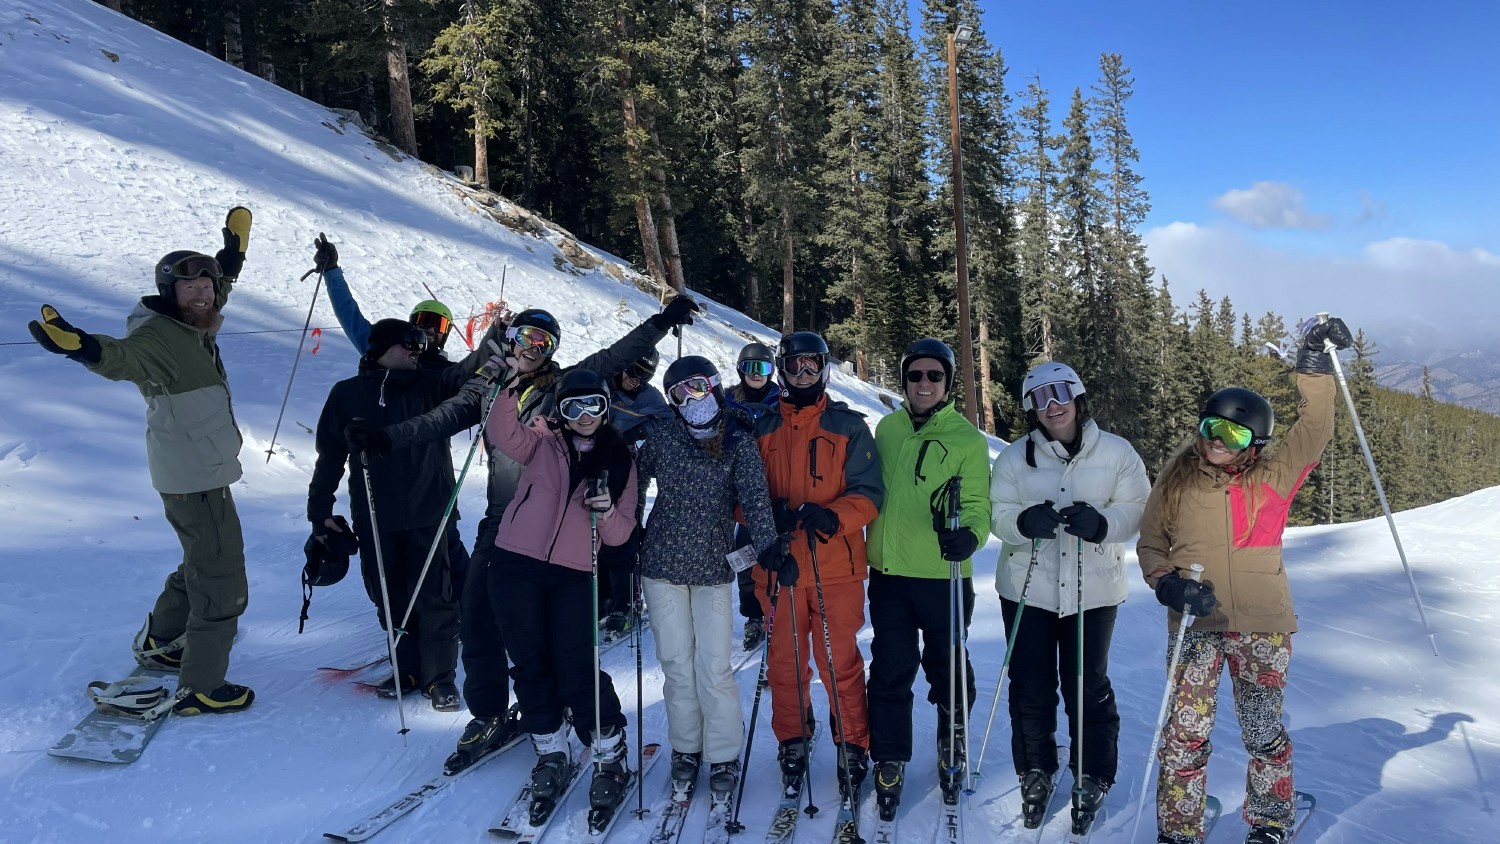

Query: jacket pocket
<box><xmin>1233</xmin><ymin>548</ymin><xmax>1289</xmax><ymax>617</ymax></box>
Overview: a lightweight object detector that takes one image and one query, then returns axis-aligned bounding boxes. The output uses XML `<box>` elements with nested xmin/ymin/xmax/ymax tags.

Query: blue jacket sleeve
<box><xmin>322</xmin><ymin>267</ymin><xmax>371</xmax><ymax>354</ymax></box>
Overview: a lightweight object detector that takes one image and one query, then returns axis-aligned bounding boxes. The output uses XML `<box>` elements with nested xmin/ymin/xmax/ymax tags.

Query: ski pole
<box><xmin>973</xmin><ymin>539</ymin><xmax>1040</xmax><ymax>784</ymax></box>
<box><xmin>787</xmin><ymin>578</ymin><xmax>819</xmax><ymax>819</ymax></box>
<box><xmin>1072</xmin><ymin>536</ymin><xmax>1085</xmax><ymax>811</ymax></box>
<box><xmin>359</xmin><ymin>445</ymin><xmax>410</xmax><ymax>740</ymax></box>
<box><xmin>589</xmin><ymin>488</ymin><xmax>605</xmax><ymax>776</ymax></box>
<box><xmin>805</xmin><ymin>531</ymin><xmax>857</xmax><ymax>833</ymax></box>
<box><xmin>939</xmin><ymin>476</ymin><xmax>972</xmax><ymax>796</ymax></box>
<box><xmin>1128</xmin><ymin>563</ymin><xmax>1204</xmax><ymax>844</ymax></box>
<box><xmin>727</xmin><ymin>574</ymin><xmax>783</xmax><ymax>835</ymax></box>
<box><xmin>1315</xmin><ymin>312</ymin><xmax>1439</xmax><ymax>657</ymax></box>
<box><xmin>632</xmin><ymin>561</ymin><xmax>647</xmax><ymax>820</ymax></box>
<box><xmin>265</xmin><ymin>264</ymin><xmax>325</xmax><ymax>462</ymax></box>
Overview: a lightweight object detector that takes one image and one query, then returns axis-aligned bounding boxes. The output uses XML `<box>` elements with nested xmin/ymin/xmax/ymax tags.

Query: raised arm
<box><xmin>484</xmin><ymin>386</ymin><xmax>545</xmax><ymax>464</ymax></box>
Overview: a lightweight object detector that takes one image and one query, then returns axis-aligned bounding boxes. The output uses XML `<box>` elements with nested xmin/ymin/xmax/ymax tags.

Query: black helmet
<box><xmin>557</xmin><ymin>367</ymin><xmax>610</xmax><ymax>403</ymax></box>
<box><xmin>776</xmin><ymin>331</ymin><xmax>830</xmax><ymax>378</ymax></box>
<box><xmin>738</xmin><ymin>342</ymin><xmax>775</xmax><ymax>365</ymax></box>
<box><xmin>628</xmin><ymin>348</ymin><xmax>661</xmax><ymax>380</ymax></box>
<box><xmin>663</xmin><ymin>355</ymin><xmax>723</xmax><ymax>399</ymax></box>
<box><xmin>507</xmin><ymin>308</ymin><xmax>562</xmax><ymax>357</ymax></box>
<box><xmin>155</xmin><ymin>250</ymin><xmax>222</xmax><ymax>299</ymax></box>
<box><xmin>302</xmin><ymin>529</ymin><xmax>358</xmax><ymax>588</ymax></box>
<box><xmin>1200</xmin><ymin>387</ymin><xmax>1274</xmax><ymax>451</ymax></box>
<box><xmin>900</xmin><ymin>338</ymin><xmax>955</xmax><ymax>384</ymax></box>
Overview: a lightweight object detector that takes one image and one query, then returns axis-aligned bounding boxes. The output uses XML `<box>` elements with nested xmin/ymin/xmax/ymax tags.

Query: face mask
<box><xmin>679</xmin><ymin>394</ymin><xmax>720</xmax><ymax>430</ymax></box>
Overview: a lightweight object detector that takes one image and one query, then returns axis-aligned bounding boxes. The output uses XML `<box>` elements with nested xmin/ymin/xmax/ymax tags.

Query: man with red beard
<box><xmin>27</xmin><ymin>209</ymin><xmax>256</xmax><ymax>716</ymax></box>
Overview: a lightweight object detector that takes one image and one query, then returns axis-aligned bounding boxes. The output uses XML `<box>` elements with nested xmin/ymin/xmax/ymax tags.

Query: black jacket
<box><xmin>308</xmin><ymin>364</ymin><xmax>466</xmax><ymax>538</ymax></box>
<box><xmin>384</xmin><ymin>317</ymin><xmax>669</xmax><ymax>522</ymax></box>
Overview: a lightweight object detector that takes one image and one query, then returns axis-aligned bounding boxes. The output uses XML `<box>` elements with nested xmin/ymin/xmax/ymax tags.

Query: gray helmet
<box><xmin>155</xmin><ymin>250</ymin><xmax>222</xmax><ymax>299</ymax></box>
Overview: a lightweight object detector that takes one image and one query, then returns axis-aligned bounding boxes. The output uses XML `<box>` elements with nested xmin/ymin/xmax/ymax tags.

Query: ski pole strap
<box><xmin>299</xmin><ymin>571</ymin><xmax>313</xmax><ymax>635</ymax></box>
<box><xmin>87</xmin><ymin>678</ymin><xmax>176</xmax><ymax>721</ymax></box>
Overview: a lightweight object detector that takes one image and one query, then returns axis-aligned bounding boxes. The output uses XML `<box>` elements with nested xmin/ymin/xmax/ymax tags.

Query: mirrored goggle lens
<box><xmin>400</xmin><ymin>328</ymin><xmax>428</xmax><ymax>353</ymax></box>
<box><xmin>510</xmin><ymin>325</ymin><xmax>558</xmax><ymax>356</ymax></box>
<box><xmin>559</xmin><ymin>395</ymin><xmax>608</xmax><ymax>420</ymax></box>
<box><xmin>781</xmin><ymin>354</ymin><xmax>824</xmax><ymax>377</ymax></box>
<box><xmin>738</xmin><ymin>359</ymin><xmax>774</xmax><ymax>378</ymax></box>
<box><xmin>1027</xmin><ymin>381</ymin><xmax>1076</xmax><ymax>410</ymax></box>
<box><xmin>669</xmin><ymin>375</ymin><xmax>719</xmax><ymax>404</ymax></box>
<box><xmin>1199</xmin><ymin>416</ymin><xmax>1253</xmax><ymax>450</ymax></box>
<box><xmin>168</xmin><ymin>255</ymin><xmax>223</xmax><ymax>281</ymax></box>
<box><xmin>411</xmin><ymin>311</ymin><xmax>452</xmax><ymax>336</ymax></box>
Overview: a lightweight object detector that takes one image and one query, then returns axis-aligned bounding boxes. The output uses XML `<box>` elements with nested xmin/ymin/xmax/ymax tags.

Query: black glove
<box><xmin>757</xmin><ymin>536</ymin><xmax>790</xmax><ymax>572</ymax></box>
<box><xmin>314</xmin><ymin>515</ymin><xmax>360</xmax><ymax>556</ymax></box>
<box><xmin>215</xmin><ymin>206</ymin><xmax>251</xmax><ymax>281</ymax></box>
<box><xmin>796</xmin><ymin>502</ymin><xmax>840</xmax><ymax>541</ymax></box>
<box><xmin>1016</xmin><ymin>502</ymin><xmax>1063</xmax><ymax>540</ymax></box>
<box><xmin>344</xmin><ymin>419</ymin><xmax>392</xmax><ymax>456</ymax></box>
<box><xmin>937</xmin><ymin>527</ymin><xmax>980</xmax><ymax>562</ymax></box>
<box><xmin>1059</xmin><ymin>502</ymin><xmax>1108</xmax><ymax>544</ymax></box>
<box><xmin>1154</xmin><ymin>571</ymin><xmax>1218</xmax><ymax>617</ymax></box>
<box><xmin>28</xmin><ymin>305</ymin><xmax>102</xmax><ymax>365</ymax></box>
<box><xmin>772</xmin><ymin>498</ymin><xmax>797</xmax><ymax>534</ymax></box>
<box><xmin>312</xmin><ymin>232</ymin><xmax>339</xmax><ymax>273</ymax></box>
<box><xmin>650</xmin><ymin>295</ymin><xmax>699</xmax><ymax>331</ymax></box>
<box><xmin>1295</xmin><ymin>316</ymin><xmax>1353</xmax><ymax>375</ymax></box>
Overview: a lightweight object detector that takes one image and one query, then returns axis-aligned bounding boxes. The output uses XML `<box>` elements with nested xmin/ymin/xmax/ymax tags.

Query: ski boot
<box><xmin>873</xmin><ymin>760</ymin><xmax>905</xmax><ymax>822</ymax></box>
<box><xmin>1245</xmin><ymin>825</ymin><xmax>1289</xmax><ymax>844</ymax></box>
<box><xmin>669</xmin><ymin>749</ymin><xmax>701</xmax><ymax>799</ymax></box>
<box><xmin>173</xmin><ymin>682</ymin><xmax>254</xmax><ymax>716</ymax></box>
<box><xmin>445</xmin><ymin>706</ymin><xmax>519</xmax><ymax>774</ymax></box>
<box><xmin>425</xmin><ymin>681</ymin><xmax>461</xmax><ymax>712</ymax></box>
<box><xmin>776</xmin><ymin>735</ymin><xmax>811</xmax><ymax>796</ymax></box>
<box><xmin>375</xmin><ymin>673</ymin><xmax>419</xmax><ymax>699</ymax></box>
<box><xmin>742</xmin><ymin>617</ymin><xmax>766</xmax><ymax>651</ymax></box>
<box><xmin>132</xmin><ymin>614</ymin><xmax>184</xmax><ymax>673</ymax></box>
<box><xmin>1069</xmin><ymin>774</ymin><xmax>1109</xmax><ymax>836</ymax></box>
<box><xmin>527</xmin><ymin>725</ymin><xmax>573</xmax><ymax>825</ymax></box>
<box><xmin>836</xmin><ymin>742</ymin><xmax>868</xmax><ymax>801</ymax></box>
<box><xmin>936</xmin><ymin>720</ymin><xmax>968</xmax><ymax>800</ymax></box>
<box><xmin>709</xmin><ymin>759</ymin><xmax>740</xmax><ymax>797</ymax></box>
<box><xmin>587</xmin><ymin>725</ymin><xmax>630</xmax><ymax>833</ymax></box>
<box><xmin>1020</xmin><ymin>767</ymin><xmax>1056</xmax><ymax>829</ymax></box>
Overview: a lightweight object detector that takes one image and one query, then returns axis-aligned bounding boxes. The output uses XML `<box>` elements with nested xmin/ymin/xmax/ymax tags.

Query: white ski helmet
<box><xmin>1020</xmin><ymin>362</ymin><xmax>1086</xmax><ymax>412</ymax></box>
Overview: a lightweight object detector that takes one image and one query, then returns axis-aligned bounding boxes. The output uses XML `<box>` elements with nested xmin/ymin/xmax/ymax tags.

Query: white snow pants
<box><xmin>642</xmin><ymin>577</ymin><xmax>743</xmax><ymax>763</ymax></box>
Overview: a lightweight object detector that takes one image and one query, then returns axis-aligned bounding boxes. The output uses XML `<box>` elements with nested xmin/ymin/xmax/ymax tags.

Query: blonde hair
<box><xmin>1153</xmin><ymin>435</ymin><xmax>1260</xmax><ymax>544</ymax></box>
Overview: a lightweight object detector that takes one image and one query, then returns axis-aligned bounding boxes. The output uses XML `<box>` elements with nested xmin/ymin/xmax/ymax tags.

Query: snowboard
<box><xmin>49</xmin><ymin>665</ymin><xmax>176</xmax><ymax>764</ymax></box>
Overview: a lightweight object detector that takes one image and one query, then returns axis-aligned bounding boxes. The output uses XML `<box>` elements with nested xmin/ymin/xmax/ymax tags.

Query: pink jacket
<box><xmin>486</xmin><ymin>387</ymin><xmax>638</xmax><ymax>571</ymax></box>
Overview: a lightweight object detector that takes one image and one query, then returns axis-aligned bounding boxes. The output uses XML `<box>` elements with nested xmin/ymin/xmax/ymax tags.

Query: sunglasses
<box><xmin>559</xmin><ymin>394</ymin><xmax>609</xmax><ymax>421</ymax></box>
<box><xmin>411</xmin><ymin>310</ymin><xmax>452</xmax><ymax>337</ymax></box>
<box><xmin>622</xmin><ymin>364</ymin><xmax>652</xmax><ymax>381</ymax></box>
<box><xmin>738</xmin><ymin>359</ymin><xmax>774</xmax><ymax>378</ymax></box>
<box><xmin>780</xmin><ymin>354</ymin><xmax>825</xmax><ymax>377</ymax></box>
<box><xmin>398</xmin><ymin>327</ymin><xmax>428</xmax><ymax>353</ymax></box>
<box><xmin>668</xmin><ymin>374</ymin><xmax>720</xmax><ymax>405</ymax></box>
<box><xmin>905</xmin><ymin>369</ymin><xmax>946</xmax><ymax>384</ymax></box>
<box><xmin>1199</xmin><ymin>415</ymin><xmax>1254</xmax><ymax>451</ymax></box>
<box><xmin>1027</xmin><ymin>381</ymin><xmax>1076</xmax><ymax>410</ymax></box>
<box><xmin>507</xmin><ymin>324</ymin><xmax>558</xmax><ymax>357</ymax></box>
<box><xmin>164</xmin><ymin>254</ymin><xmax>223</xmax><ymax>282</ymax></box>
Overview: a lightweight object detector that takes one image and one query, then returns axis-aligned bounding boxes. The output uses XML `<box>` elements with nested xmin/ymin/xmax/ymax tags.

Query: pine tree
<box><xmin>1016</xmin><ymin>73</ymin><xmax>1065</xmax><ymax>364</ymax></box>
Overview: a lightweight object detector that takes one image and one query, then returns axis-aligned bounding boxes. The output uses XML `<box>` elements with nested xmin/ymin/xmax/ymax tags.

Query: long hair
<box><xmin>1153</xmin><ymin>435</ymin><xmax>1260</xmax><ymax>543</ymax></box>
<box><xmin>692</xmin><ymin>417</ymin><xmax>728</xmax><ymax>461</ymax></box>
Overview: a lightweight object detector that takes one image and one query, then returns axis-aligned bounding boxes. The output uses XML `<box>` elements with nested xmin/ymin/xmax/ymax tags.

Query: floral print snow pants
<box><xmin>1156</xmin><ymin>631</ymin><xmax>1294</xmax><ymax>844</ymax></box>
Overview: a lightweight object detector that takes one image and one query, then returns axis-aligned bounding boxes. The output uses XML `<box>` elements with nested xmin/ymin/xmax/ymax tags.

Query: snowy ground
<box><xmin>0</xmin><ymin>2</ymin><xmax>1495</xmax><ymax>842</ymax></box>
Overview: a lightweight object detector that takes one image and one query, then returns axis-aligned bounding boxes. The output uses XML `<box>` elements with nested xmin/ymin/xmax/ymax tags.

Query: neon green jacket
<box><xmin>868</xmin><ymin>401</ymin><xmax>992</xmax><ymax>579</ymax></box>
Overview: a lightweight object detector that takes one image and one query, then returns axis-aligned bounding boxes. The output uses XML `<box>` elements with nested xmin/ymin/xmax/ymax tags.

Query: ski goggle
<box><xmin>163</xmin><ymin>254</ymin><xmax>222</xmax><ymax>282</ymax></box>
<box><xmin>738</xmin><ymin>359</ymin><xmax>774</xmax><ymax>378</ymax></box>
<box><xmin>1026</xmin><ymin>381</ymin><xmax>1077</xmax><ymax>410</ymax></box>
<box><xmin>507</xmin><ymin>324</ymin><xmax>558</xmax><ymax>357</ymax></box>
<box><xmin>779</xmin><ymin>354</ymin><xmax>825</xmax><ymax>377</ymax></box>
<box><xmin>1199</xmin><ymin>415</ymin><xmax>1254</xmax><ymax>451</ymax></box>
<box><xmin>668</xmin><ymin>374</ymin><xmax>720</xmax><ymax>405</ymax></box>
<box><xmin>559</xmin><ymin>394</ymin><xmax>609</xmax><ymax>421</ymax></box>
<box><xmin>410</xmin><ymin>310</ymin><xmax>452</xmax><ymax>338</ymax></box>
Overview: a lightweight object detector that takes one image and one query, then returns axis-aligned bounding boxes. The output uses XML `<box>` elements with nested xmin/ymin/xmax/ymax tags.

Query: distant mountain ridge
<box><xmin>1376</xmin><ymin>349</ymin><xmax>1500</xmax><ymax>415</ymax></box>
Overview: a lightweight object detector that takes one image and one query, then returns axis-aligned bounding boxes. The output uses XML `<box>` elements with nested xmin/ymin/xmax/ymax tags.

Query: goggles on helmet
<box><xmin>411</xmin><ymin>309</ymin><xmax>452</xmax><ymax>338</ymax></box>
<box><xmin>559</xmin><ymin>394</ymin><xmax>609</xmax><ymax>421</ymax></box>
<box><xmin>668</xmin><ymin>374</ymin><xmax>720</xmax><ymax>405</ymax></box>
<box><xmin>507</xmin><ymin>324</ymin><xmax>558</xmax><ymax>357</ymax></box>
<box><xmin>738</xmin><ymin>359</ymin><xmax>774</xmax><ymax>378</ymax></box>
<box><xmin>1027</xmin><ymin>381</ymin><xmax>1077</xmax><ymax>410</ymax></box>
<box><xmin>165</xmin><ymin>254</ymin><xmax>223</xmax><ymax>282</ymax></box>
<box><xmin>780</xmin><ymin>353</ymin><xmax>825</xmax><ymax>378</ymax></box>
<box><xmin>1199</xmin><ymin>415</ymin><xmax>1254</xmax><ymax>451</ymax></box>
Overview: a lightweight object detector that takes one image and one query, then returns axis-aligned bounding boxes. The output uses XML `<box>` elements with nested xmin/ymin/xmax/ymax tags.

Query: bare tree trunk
<box><xmin>383</xmin><ymin>0</ymin><xmax>419</xmax><ymax>157</ymax></box>
<box><xmin>613</xmin><ymin>3</ymin><xmax>666</xmax><ymax>288</ymax></box>
<box><xmin>474</xmin><ymin>114</ymin><xmax>489</xmax><ymax>187</ymax></box>
<box><xmin>854</xmin><ymin>292</ymin><xmax>869</xmax><ymax>380</ymax></box>
<box><xmin>977</xmin><ymin>309</ymin><xmax>993</xmax><ymax>433</ymax></box>
<box><xmin>102</xmin><ymin>0</ymin><xmax>123</xmax><ymax>12</ymax></box>
<box><xmin>738</xmin><ymin>154</ymin><xmax>759</xmax><ymax>317</ymax></box>
<box><xmin>223</xmin><ymin>2</ymin><xmax>243</xmax><ymax>68</ymax></box>
<box><xmin>650</xmin><ymin>131</ymin><xmax>685</xmax><ymax>291</ymax></box>
<box><xmin>781</xmin><ymin>199</ymin><xmax>794</xmax><ymax>334</ymax></box>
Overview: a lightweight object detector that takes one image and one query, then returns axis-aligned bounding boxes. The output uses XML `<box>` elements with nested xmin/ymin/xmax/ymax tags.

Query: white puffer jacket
<box><xmin>989</xmin><ymin>419</ymin><xmax>1150</xmax><ymax>616</ymax></box>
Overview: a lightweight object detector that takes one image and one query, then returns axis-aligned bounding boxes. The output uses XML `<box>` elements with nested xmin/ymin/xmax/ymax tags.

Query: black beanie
<box><xmin>366</xmin><ymin>318</ymin><xmax>414</xmax><ymax>359</ymax></box>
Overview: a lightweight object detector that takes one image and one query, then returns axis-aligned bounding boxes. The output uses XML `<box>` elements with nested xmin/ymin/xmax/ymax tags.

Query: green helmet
<box><xmin>409</xmin><ymin>299</ymin><xmax>454</xmax><ymax>349</ymax></box>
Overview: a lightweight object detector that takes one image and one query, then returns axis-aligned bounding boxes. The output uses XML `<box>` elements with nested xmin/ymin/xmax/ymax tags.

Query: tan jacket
<box><xmin>1137</xmin><ymin>374</ymin><xmax>1335</xmax><ymax>633</ymax></box>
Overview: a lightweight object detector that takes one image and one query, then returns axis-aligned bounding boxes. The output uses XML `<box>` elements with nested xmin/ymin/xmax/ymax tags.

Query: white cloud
<box><xmin>1211</xmin><ymin>181</ymin><xmax>1332</xmax><ymax>230</ymax></box>
<box><xmin>1144</xmin><ymin>224</ymin><xmax>1500</xmax><ymax>352</ymax></box>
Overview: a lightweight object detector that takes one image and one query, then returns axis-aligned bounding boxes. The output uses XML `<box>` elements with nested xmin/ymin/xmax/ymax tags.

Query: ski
<box><xmin>323</xmin><ymin>728</ymin><xmax>526</xmax><ymax>842</ymax></box>
<box><xmin>1203</xmin><ymin>795</ymin><xmax>1223</xmax><ymax>840</ymax></box>
<box><xmin>764</xmin><ymin>721</ymin><xmax>823</xmax><ymax>844</ymax></box>
<box><xmin>1027</xmin><ymin>765</ymin><xmax>1068</xmax><ymax>841</ymax></box>
<box><xmin>870</xmin><ymin>815</ymin><xmax>897</xmax><ymax>844</ymax></box>
<box><xmin>318</xmin><ymin>652</ymin><xmax>390</xmax><ymax>674</ymax></box>
<box><xmin>1288</xmin><ymin>791</ymin><xmax>1316</xmax><ymax>841</ymax></box>
<box><xmin>585</xmin><ymin>741</ymin><xmax>662</xmax><ymax>842</ymax></box>
<box><xmin>830</xmin><ymin>784</ymin><xmax>865</xmax><ymax>844</ymax></box>
<box><xmin>49</xmin><ymin>665</ymin><xmax>176</xmax><ymax>764</ymax></box>
<box><xmin>649</xmin><ymin>773</ymin><xmax>697</xmax><ymax>843</ymax></box>
<box><xmin>934</xmin><ymin>792</ymin><xmax>963</xmax><ymax>844</ymax></box>
<box><xmin>701</xmin><ymin>786</ymin><xmax>737</xmax><ymax>844</ymax></box>
<box><xmin>490</xmin><ymin>745</ymin><xmax>591</xmax><ymax>842</ymax></box>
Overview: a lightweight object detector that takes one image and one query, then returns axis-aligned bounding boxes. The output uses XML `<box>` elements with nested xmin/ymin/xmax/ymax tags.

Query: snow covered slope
<box><xmin>0</xmin><ymin>2</ymin><xmax>1494</xmax><ymax>842</ymax></box>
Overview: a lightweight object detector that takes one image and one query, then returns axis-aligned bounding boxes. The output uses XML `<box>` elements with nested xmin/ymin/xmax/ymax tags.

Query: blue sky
<box><xmin>966</xmin><ymin>0</ymin><xmax>1500</xmax><ymax>349</ymax></box>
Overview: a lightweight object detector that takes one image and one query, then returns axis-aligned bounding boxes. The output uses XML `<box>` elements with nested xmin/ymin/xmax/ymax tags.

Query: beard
<box><xmin>180</xmin><ymin>303</ymin><xmax>220</xmax><ymax>330</ymax></box>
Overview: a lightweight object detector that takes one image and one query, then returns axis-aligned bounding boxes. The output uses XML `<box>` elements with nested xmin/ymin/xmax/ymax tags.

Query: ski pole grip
<box><xmin>1186</xmin><ymin>563</ymin><xmax>1204</xmax><ymax>582</ymax></box>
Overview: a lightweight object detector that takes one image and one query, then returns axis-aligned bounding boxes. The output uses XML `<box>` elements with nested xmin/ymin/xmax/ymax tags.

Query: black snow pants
<box><xmin>459</xmin><ymin>514</ymin><xmax>511</xmax><ymax>719</ymax></box>
<box><xmin>1000</xmin><ymin>598</ymin><xmax>1121</xmax><ymax>785</ymax></box>
<box><xmin>866</xmin><ymin>568</ymin><xmax>976</xmax><ymax>763</ymax></box>
<box><xmin>360</xmin><ymin>522</ymin><xmax>459</xmax><ymax>690</ymax></box>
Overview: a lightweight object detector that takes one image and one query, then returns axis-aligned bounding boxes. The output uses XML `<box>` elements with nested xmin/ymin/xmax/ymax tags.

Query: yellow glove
<box><xmin>217</xmin><ymin>206</ymin><xmax>252</xmax><ymax>281</ymax></box>
<box><xmin>28</xmin><ymin>305</ymin><xmax>101</xmax><ymax>364</ymax></box>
